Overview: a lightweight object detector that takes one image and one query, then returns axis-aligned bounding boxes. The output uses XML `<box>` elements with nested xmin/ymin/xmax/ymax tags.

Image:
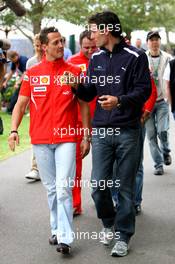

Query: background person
<box><xmin>145</xmin><ymin>31</ymin><xmax>172</xmax><ymax>175</ymax></box>
<box><xmin>62</xmin><ymin>36</ymin><xmax>72</xmax><ymax>60</ymax></box>
<box><xmin>3</xmin><ymin>50</ymin><xmax>28</xmax><ymax>114</ymax></box>
<box><xmin>67</xmin><ymin>30</ymin><xmax>97</xmax><ymax>216</ymax></box>
<box><xmin>163</xmin><ymin>58</ymin><xmax>175</xmax><ymax>120</ymax></box>
<box><xmin>0</xmin><ymin>49</ymin><xmax>7</xmax><ymax>134</ymax></box>
<box><xmin>25</xmin><ymin>34</ymin><xmax>43</xmax><ymax>181</ymax></box>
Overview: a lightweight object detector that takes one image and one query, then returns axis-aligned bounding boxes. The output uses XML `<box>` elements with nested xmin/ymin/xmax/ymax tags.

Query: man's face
<box><xmin>44</xmin><ymin>32</ymin><xmax>64</xmax><ymax>60</ymax></box>
<box><xmin>135</xmin><ymin>39</ymin><xmax>142</xmax><ymax>48</ymax></box>
<box><xmin>81</xmin><ymin>37</ymin><xmax>97</xmax><ymax>59</ymax></box>
<box><xmin>147</xmin><ymin>37</ymin><xmax>161</xmax><ymax>52</ymax></box>
<box><xmin>89</xmin><ymin>24</ymin><xmax>108</xmax><ymax>48</ymax></box>
<box><xmin>34</xmin><ymin>39</ymin><xmax>42</xmax><ymax>54</ymax></box>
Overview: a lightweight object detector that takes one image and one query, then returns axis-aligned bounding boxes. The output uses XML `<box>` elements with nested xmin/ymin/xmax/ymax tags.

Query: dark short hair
<box><xmin>79</xmin><ymin>30</ymin><xmax>92</xmax><ymax>45</ymax></box>
<box><xmin>88</xmin><ymin>11</ymin><xmax>122</xmax><ymax>38</ymax></box>
<box><xmin>39</xmin><ymin>27</ymin><xmax>59</xmax><ymax>44</ymax></box>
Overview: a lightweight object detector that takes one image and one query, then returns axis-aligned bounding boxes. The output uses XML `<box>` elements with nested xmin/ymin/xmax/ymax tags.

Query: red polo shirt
<box><xmin>20</xmin><ymin>58</ymin><xmax>81</xmax><ymax>144</ymax></box>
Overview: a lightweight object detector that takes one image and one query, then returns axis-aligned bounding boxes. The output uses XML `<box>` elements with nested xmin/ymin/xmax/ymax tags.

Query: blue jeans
<box><xmin>135</xmin><ymin>126</ymin><xmax>146</xmax><ymax>206</ymax></box>
<box><xmin>111</xmin><ymin>127</ymin><xmax>145</xmax><ymax>207</ymax></box>
<box><xmin>145</xmin><ymin>100</ymin><xmax>170</xmax><ymax>169</ymax></box>
<box><xmin>91</xmin><ymin>127</ymin><xmax>141</xmax><ymax>242</ymax></box>
<box><xmin>33</xmin><ymin>143</ymin><xmax>76</xmax><ymax>245</ymax></box>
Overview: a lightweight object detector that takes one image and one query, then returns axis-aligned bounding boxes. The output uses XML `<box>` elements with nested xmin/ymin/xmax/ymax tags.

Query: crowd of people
<box><xmin>0</xmin><ymin>9</ymin><xmax>174</xmax><ymax>258</ymax></box>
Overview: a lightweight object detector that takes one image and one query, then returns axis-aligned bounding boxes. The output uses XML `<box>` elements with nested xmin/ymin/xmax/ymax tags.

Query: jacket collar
<box><xmin>101</xmin><ymin>37</ymin><xmax>127</xmax><ymax>54</ymax></box>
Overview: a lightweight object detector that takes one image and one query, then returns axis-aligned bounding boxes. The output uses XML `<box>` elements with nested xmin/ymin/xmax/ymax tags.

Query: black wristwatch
<box><xmin>116</xmin><ymin>96</ymin><xmax>122</xmax><ymax>108</ymax></box>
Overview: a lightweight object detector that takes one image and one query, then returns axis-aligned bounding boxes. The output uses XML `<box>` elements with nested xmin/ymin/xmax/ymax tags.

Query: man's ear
<box><xmin>42</xmin><ymin>44</ymin><xmax>47</xmax><ymax>52</ymax></box>
<box><xmin>104</xmin><ymin>27</ymin><xmax>110</xmax><ymax>36</ymax></box>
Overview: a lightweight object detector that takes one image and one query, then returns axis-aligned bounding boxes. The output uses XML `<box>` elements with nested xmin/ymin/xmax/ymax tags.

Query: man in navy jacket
<box><xmin>76</xmin><ymin>11</ymin><xmax>151</xmax><ymax>257</ymax></box>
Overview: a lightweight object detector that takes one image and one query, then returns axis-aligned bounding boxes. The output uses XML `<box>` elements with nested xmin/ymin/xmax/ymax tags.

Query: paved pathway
<box><xmin>0</xmin><ymin>120</ymin><xmax>175</xmax><ymax>264</ymax></box>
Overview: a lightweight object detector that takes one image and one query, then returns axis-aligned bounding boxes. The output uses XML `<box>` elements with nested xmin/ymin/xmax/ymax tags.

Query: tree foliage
<box><xmin>91</xmin><ymin>0</ymin><xmax>175</xmax><ymax>37</ymax></box>
<box><xmin>0</xmin><ymin>0</ymin><xmax>175</xmax><ymax>43</ymax></box>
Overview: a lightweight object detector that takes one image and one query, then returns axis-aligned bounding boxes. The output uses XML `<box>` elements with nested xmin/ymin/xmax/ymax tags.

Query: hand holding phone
<box><xmin>98</xmin><ymin>95</ymin><xmax>108</xmax><ymax>104</ymax></box>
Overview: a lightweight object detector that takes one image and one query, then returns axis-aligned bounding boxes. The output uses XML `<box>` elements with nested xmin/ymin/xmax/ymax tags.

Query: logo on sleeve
<box><xmin>30</xmin><ymin>76</ymin><xmax>50</xmax><ymax>85</ymax></box>
<box><xmin>23</xmin><ymin>74</ymin><xmax>29</xmax><ymax>81</ymax></box>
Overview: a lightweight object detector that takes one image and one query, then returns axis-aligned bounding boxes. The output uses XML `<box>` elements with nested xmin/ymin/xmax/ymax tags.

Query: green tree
<box><xmin>0</xmin><ymin>0</ymin><xmax>93</xmax><ymax>40</ymax></box>
<box><xmin>0</xmin><ymin>0</ymin><xmax>175</xmax><ymax>43</ymax></box>
<box><xmin>91</xmin><ymin>0</ymin><xmax>175</xmax><ymax>40</ymax></box>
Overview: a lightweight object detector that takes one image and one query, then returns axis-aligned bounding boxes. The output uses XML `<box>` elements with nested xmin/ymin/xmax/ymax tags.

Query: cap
<box><xmin>146</xmin><ymin>31</ymin><xmax>161</xmax><ymax>41</ymax></box>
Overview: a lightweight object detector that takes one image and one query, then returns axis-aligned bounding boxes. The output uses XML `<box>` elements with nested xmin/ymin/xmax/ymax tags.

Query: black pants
<box><xmin>7</xmin><ymin>88</ymin><xmax>20</xmax><ymax>114</ymax></box>
<box><xmin>0</xmin><ymin>117</ymin><xmax>3</xmax><ymax>135</ymax></box>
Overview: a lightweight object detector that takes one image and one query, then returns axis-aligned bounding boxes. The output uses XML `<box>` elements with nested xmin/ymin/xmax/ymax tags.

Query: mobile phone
<box><xmin>98</xmin><ymin>96</ymin><xmax>107</xmax><ymax>101</ymax></box>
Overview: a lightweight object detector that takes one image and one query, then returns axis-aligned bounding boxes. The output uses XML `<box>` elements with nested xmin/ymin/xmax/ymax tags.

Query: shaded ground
<box><xmin>0</xmin><ymin>120</ymin><xmax>175</xmax><ymax>264</ymax></box>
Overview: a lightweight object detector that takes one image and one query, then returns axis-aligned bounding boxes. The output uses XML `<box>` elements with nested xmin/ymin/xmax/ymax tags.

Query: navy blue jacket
<box><xmin>11</xmin><ymin>55</ymin><xmax>28</xmax><ymax>73</ymax></box>
<box><xmin>77</xmin><ymin>38</ymin><xmax>152</xmax><ymax>128</ymax></box>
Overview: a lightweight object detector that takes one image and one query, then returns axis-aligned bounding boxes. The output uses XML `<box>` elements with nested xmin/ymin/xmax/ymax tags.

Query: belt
<box><xmin>156</xmin><ymin>99</ymin><xmax>164</xmax><ymax>103</ymax></box>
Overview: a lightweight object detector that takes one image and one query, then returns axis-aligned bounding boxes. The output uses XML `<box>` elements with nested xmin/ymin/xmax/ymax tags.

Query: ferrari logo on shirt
<box><xmin>30</xmin><ymin>76</ymin><xmax>50</xmax><ymax>85</ymax></box>
<box><xmin>78</xmin><ymin>64</ymin><xmax>86</xmax><ymax>72</ymax></box>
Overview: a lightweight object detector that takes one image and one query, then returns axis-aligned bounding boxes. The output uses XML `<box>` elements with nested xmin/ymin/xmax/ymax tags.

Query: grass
<box><xmin>0</xmin><ymin>111</ymin><xmax>31</xmax><ymax>161</ymax></box>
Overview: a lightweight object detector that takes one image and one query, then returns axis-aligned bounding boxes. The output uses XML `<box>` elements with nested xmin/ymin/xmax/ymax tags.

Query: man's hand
<box><xmin>98</xmin><ymin>95</ymin><xmax>118</xmax><ymax>111</ymax></box>
<box><xmin>60</xmin><ymin>71</ymin><xmax>80</xmax><ymax>88</ymax></box>
<box><xmin>140</xmin><ymin>111</ymin><xmax>151</xmax><ymax>125</ymax></box>
<box><xmin>80</xmin><ymin>140</ymin><xmax>90</xmax><ymax>158</ymax></box>
<box><xmin>8</xmin><ymin>132</ymin><xmax>20</xmax><ymax>151</ymax></box>
<box><xmin>2</xmin><ymin>80</ymin><xmax>7</xmax><ymax>89</ymax></box>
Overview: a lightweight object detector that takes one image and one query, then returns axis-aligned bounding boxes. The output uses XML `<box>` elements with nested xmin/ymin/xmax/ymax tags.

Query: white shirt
<box><xmin>163</xmin><ymin>63</ymin><xmax>170</xmax><ymax>81</ymax></box>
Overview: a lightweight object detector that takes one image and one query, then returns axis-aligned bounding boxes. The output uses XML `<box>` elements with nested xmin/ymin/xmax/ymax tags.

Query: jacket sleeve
<box><xmin>119</xmin><ymin>52</ymin><xmax>152</xmax><ymax>108</ymax></box>
<box><xmin>76</xmin><ymin>58</ymin><xmax>97</xmax><ymax>102</ymax></box>
<box><xmin>143</xmin><ymin>76</ymin><xmax>157</xmax><ymax>112</ymax></box>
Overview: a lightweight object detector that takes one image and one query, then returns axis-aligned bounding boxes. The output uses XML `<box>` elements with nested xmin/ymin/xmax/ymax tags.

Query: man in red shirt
<box><xmin>67</xmin><ymin>30</ymin><xmax>97</xmax><ymax>215</ymax></box>
<box><xmin>8</xmin><ymin>27</ymin><xmax>91</xmax><ymax>255</ymax></box>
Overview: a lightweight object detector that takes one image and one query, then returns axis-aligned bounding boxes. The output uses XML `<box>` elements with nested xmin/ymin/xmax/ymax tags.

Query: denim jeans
<box><xmin>33</xmin><ymin>143</ymin><xmax>76</xmax><ymax>245</ymax></box>
<box><xmin>145</xmin><ymin>100</ymin><xmax>170</xmax><ymax>169</ymax></box>
<box><xmin>91</xmin><ymin>127</ymin><xmax>141</xmax><ymax>242</ymax></box>
<box><xmin>134</xmin><ymin>126</ymin><xmax>146</xmax><ymax>206</ymax></box>
<box><xmin>111</xmin><ymin>126</ymin><xmax>145</xmax><ymax>207</ymax></box>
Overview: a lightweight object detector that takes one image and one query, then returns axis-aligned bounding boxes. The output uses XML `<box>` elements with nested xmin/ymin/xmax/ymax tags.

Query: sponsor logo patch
<box><xmin>23</xmin><ymin>74</ymin><xmax>29</xmax><ymax>81</ymax></box>
<box><xmin>30</xmin><ymin>76</ymin><xmax>50</xmax><ymax>85</ymax></box>
<box><xmin>34</xmin><ymin>86</ymin><xmax>47</xmax><ymax>92</ymax></box>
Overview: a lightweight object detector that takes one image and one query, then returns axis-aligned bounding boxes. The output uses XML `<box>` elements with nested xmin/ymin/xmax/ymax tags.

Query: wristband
<box><xmin>10</xmin><ymin>130</ymin><xmax>18</xmax><ymax>134</ymax></box>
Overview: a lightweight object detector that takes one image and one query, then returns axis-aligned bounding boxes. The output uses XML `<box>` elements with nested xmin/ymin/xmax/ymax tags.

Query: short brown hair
<box><xmin>79</xmin><ymin>30</ymin><xmax>92</xmax><ymax>46</ymax></box>
<box><xmin>7</xmin><ymin>50</ymin><xmax>18</xmax><ymax>60</ymax></box>
<box><xmin>39</xmin><ymin>27</ymin><xmax>59</xmax><ymax>44</ymax></box>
